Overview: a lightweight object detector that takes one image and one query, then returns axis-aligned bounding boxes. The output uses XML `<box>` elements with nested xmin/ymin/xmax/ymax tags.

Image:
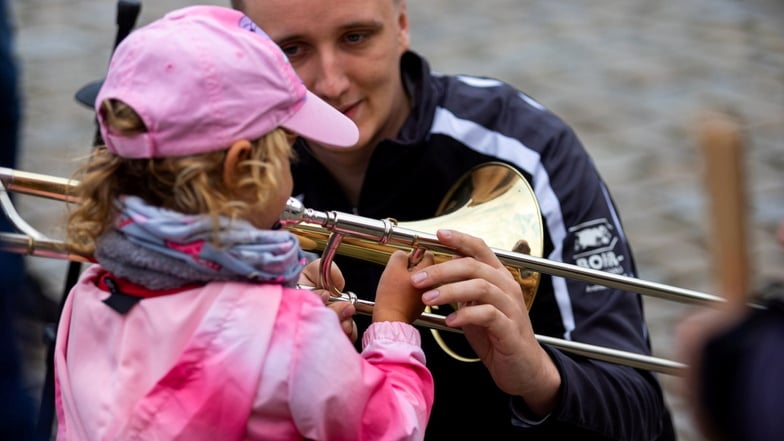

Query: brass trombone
<box><xmin>0</xmin><ymin>163</ymin><xmax>724</xmax><ymax>376</ymax></box>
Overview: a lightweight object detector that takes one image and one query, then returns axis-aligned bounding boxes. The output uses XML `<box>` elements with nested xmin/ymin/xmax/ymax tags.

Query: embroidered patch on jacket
<box><xmin>568</xmin><ymin>219</ymin><xmax>627</xmax><ymax>290</ymax></box>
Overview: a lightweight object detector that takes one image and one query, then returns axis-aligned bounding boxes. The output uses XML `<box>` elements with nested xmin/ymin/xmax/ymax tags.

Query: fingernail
<box><xmin>411</xmin><ymin>271</ymin><xmax>427</xmax><ymax>284</ymax></box>
<box><xmin>445</xmin><ymin>312</ymin><xmax>457</xmax><ymax>325</ymax></box>
<box><xmin>422</xmin><ymin>290</ymin><xmax>439</xmax><ymax>303</ymax></box>
<box><xmin>438</xmin><ymin>229</ymin><xmax>452</xmax><ymax>239</ymax></box>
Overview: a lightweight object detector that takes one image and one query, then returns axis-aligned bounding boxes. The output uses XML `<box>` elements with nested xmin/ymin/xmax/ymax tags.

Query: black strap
<box><xmin>102</xmin><ymin>276</ymin><xmax>142</xmax><ymax>314</ymax></box>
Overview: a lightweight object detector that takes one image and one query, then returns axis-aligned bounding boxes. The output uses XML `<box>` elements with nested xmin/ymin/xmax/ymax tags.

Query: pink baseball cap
<box><xmin>95</xmin><ymin>5</ymin><xmax>358</xmax><ymax>159</ymax></box>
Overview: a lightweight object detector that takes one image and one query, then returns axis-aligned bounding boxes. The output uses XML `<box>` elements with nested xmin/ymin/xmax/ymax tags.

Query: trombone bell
<box><xmin>281</xmin><ymin>162</ymin><xmax>544</xmax><ymax>309</ymax></box>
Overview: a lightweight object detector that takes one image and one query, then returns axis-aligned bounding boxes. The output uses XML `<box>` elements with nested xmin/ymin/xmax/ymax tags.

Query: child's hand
<box><xmin>298</xmin><ymin>258</ymin><xmax>357</xmax><ymax>342</ymax></box>
<box><xmin>373</xmin><ymin>249</ymin><xmax>434</xmax><ymax>324</ymax></box>
<box><xmin>298</xmin><ymin>258</ymin><xmax>346</xmax><ymax>295</ymax></box>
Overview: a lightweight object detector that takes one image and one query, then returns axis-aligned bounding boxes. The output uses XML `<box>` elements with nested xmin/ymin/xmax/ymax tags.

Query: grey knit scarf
<box><xmin>94</xmin><ymin>195</ymin><xmax>306</xmax><ymax>290</ymax></box>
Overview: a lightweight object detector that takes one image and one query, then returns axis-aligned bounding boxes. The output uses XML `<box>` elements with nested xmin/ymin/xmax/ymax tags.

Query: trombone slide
<box><xmin>0</xmin><ymin>164</ymin><xmax>702</xmax><ymax>375</ymax></box>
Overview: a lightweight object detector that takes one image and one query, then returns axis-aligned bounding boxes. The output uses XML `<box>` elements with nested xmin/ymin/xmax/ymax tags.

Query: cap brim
<box><xmin>75</xmin><ymin>79</ymin><xmax>105</xmax><ymax>109</ymax></box>
<box><xmin>281</xmin><ymin>91</ymin><xmax>359</xmax><ymax>148</ymax></box>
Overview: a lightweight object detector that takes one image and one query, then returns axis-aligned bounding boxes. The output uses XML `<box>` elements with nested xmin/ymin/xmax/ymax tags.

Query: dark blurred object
<box><xmin>0</xmin><ymin>0</ymin><xmax>37</xmax><ymax>438</ymax></box>
<box><xmin>698</xmin><ymin>290</ymin><xmax>784</xmax><ymax>441</ymax></box>
<box><xmin>15</xmin><ymin>273</ymin><xmax>59</xmax><ymax>323</ymax></box>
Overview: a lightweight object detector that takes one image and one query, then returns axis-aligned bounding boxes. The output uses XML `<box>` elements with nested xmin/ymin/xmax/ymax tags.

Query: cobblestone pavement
<box><xmin>9</xmin><ymin>1</ymin><xmax>784</xmax><ymax>440</ymax></box>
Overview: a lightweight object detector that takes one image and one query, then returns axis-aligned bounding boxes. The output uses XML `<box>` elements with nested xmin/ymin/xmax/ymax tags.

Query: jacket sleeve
<box><xmin>286</xmin><ymin>292</ymin><xmax>434</xmax><ymax>441</ymax></box>
<box><xmin>509</xmin><ymin>347</ymin><xmax>672</xmax><ymax>440</ymax></box>
<box><xmin>498</xmin><ymin>94</ymin><xmax>673</xmax><ymax>440</ymax></box>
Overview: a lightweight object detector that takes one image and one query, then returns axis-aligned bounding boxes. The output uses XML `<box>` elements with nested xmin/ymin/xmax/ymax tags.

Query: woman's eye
<box><xmin>344</xmin><ymin>32</ymin><xmax>366</xmax><ymax>44</ymax></box>
<box><xmin>280</xmin><ymin>45</ymin><xmax>299</xmax><ymax>58</ymax></box>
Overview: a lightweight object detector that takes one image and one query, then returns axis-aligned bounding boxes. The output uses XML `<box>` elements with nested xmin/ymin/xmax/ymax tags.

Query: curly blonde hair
<box><xmin>67</xmin><ymin>98</ymin><xmax>294</xmax><ymax>256</ymax></box>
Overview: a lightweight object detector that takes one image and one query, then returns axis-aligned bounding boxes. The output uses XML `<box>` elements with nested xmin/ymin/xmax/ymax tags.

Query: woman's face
<box><xmin>241</xmin><ymin>0</ymin><xmax>412</xmax><ymax>154</ymax></box>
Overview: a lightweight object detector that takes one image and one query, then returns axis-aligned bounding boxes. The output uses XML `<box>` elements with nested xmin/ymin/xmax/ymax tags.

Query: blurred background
<box><xmin>7</xmin><ymin>1</ymin><xmax>783</xmax><ymax>440</ymax></box>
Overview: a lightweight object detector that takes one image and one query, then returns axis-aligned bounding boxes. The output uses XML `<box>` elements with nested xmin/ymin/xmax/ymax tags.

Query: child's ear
<box><xmin>223</xmin><ymin>139</ymin><xmax>252</xmax><ymax>187</ymax></box>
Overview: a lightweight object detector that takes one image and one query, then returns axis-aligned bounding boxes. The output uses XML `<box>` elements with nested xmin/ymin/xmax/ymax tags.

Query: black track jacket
<box><xmin>291</xmin><ymin>51</ymin><xmax>677</xmax><ymax>441</ymax></box>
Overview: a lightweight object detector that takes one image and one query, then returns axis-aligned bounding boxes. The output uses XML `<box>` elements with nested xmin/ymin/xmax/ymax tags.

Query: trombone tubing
<box><xmin>321</xmin><ymin>291</ymin><xmax>685</xmax><ymax>376</ymax></box>
<box><xmin>0</xmin><ymin>229</ymin><xmax>687</xmax><ymax>376</ymax></box>
<box><xmin>0</xmin><ymin>238</ymin><xmax>687</xmax><ymax>377</ymax></box>
<box><xmin>280</xmin><ymin>200</ymin><xmax>726</xmax><ymax>307</ymax></box>
<box><xmin>1</xmin><ymin>166</ymin><xmax>725</xmax><ymax>307</ymax></box>
<box><xmin>0</xmin><ymin>167</ymin><xmax>689</xmax><ymax>375</ymax></box>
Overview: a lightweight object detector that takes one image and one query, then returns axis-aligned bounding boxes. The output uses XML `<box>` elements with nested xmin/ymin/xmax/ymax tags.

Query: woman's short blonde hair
<box><xmin>67</xmin><ymin>99</ymin><xmax>293</xmax><ymax>256</ymax></box>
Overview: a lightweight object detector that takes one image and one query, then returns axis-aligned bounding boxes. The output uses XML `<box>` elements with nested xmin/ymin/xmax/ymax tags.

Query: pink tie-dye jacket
<box><xmin>54</xmin><ymin>265</ymin><xmax>434</xmax><ymax>441</ymax></box>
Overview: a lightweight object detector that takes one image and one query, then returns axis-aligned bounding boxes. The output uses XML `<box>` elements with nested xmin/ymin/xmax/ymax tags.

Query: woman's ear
<box><xmin>223</xmin><ymin>139</ymin><xmax>252</xmax><ymax>188</ymax></box>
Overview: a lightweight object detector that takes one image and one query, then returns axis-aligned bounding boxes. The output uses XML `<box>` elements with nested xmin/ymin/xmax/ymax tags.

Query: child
<box><xmin>55</xmin><ymin>6</ymin><xmax>434</xmax><ymax>441</ymax></box>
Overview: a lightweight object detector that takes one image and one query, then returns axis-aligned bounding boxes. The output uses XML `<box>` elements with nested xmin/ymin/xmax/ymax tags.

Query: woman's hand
<box><xmin>411</xmin><ymin>229</ymin><xmax>561</xmax><ymax>417</ymax></box>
